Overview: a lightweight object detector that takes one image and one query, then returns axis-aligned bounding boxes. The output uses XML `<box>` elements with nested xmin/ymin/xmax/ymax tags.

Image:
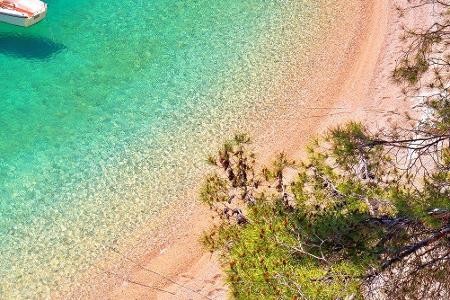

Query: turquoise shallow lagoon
<box><xmin>0</xmin><ymin>0</ymin><xmax>342</xmax><ymax>297</ymax></box>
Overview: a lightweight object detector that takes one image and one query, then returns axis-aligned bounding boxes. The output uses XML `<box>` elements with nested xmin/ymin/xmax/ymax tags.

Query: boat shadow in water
<box><xmin>0</xmin><ymin>34</ymin><xmax>65</xmax><ymax>60</ymax></box>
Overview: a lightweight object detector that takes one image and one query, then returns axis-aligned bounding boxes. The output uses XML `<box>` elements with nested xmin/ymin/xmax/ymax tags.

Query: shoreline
<box><xmin>98</xmin><ymin>1</ymin><xmax>389</xmax><ymax>299</ymax></box>
<box><xmin>78</xmin><ymin>0</ymin><xmax>435</xmax><ymax>298</ymax></box>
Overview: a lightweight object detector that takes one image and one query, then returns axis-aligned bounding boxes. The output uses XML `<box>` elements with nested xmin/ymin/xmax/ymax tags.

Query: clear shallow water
<box><xmin>0</xmin><ymin>0</ymin><xmax>333</xmax><ymax>297</ymax></box>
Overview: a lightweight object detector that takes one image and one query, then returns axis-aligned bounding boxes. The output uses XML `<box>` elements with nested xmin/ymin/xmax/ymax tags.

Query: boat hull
<box><xmin>0</xmin><ymin>8</ymin><xmax>46</xmax><ymax>27</ymax></box>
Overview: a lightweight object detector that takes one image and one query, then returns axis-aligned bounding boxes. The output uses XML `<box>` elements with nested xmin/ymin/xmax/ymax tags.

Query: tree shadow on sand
<box><xmin>0</xmin><ymin>33</ymin><xmax>66</xmax><ymax>60</ymax></box>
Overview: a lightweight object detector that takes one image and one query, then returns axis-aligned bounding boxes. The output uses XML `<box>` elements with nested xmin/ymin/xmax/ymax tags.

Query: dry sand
<box><xmin>95</xmin><ymin>1</ymin><xmax>435</xmax><ymax>299</ymax></box>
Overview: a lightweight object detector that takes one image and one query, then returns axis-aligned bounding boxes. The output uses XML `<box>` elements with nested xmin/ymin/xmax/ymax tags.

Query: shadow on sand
<box><xmin>0</xmin><ymin>34</ymin><xmax>65</xmax><ymax>60</ymax></box>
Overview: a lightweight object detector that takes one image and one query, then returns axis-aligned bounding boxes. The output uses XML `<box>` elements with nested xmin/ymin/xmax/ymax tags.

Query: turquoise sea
<box><xmin>0</xmin><ymin>0</ymin><xmax>345</xmax><ymax>297</ymax></box>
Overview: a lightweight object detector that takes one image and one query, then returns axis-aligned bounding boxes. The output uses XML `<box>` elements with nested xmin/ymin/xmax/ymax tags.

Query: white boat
<box><xmin>0</xmin><ymin>0</ymin><xmax>47</xmax><ymax>27</ymax></box>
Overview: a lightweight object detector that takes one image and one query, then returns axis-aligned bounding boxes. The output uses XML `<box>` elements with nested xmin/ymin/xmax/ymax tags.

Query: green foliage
<box><xmin>218</xmin><ymin>200</ymin><xmax>369</xmax><ymax>299</ymax></box>
<box><xmin>199</xmin><ymin>118</ymin><xmax>449</xmax><ymax>299</ymax></box>
<box><xmin>199</xmin><ymin>174</ymin><xmax>230</xmax><ymax>206</ymax></box>
<box><xmin>199</xmin><ymin>126</ymin><xmax>393</xmax><ymax>299</ymax></box>
<box><xmin>393</xmin><ymin>55</ymin><xmax>429</xmax><ymax>84</ymax></box>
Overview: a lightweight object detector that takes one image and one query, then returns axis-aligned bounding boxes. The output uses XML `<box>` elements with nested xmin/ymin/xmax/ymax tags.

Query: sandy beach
<box><xmin>82</xmin><ymin>1</ymin><xmax>435</xmax><ymax>299</ymax></box>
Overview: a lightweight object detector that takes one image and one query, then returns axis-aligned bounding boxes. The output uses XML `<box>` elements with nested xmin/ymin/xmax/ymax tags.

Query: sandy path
<box><xmin>95</xmin><ymin>1</ymin><xmax>435</xmax><ymax>299</ymax></box>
